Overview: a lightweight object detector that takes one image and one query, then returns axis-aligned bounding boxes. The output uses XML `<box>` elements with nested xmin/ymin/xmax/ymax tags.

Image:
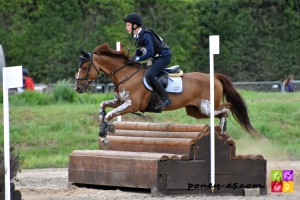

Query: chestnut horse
<box><xmin>75</xmin><ymin>43</ymin><xmax>257</xmax><ymax>143</ymax></box>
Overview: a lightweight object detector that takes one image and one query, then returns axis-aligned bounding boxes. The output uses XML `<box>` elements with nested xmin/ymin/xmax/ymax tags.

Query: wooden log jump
<box><xmin>69</xmin><ymin>121</ymin><xmax>267</xmax><ymax>196</ymax></box>
<box><xmin>112</xmin><ymin>121</ymin><xmax>209</xmax><ymax>132</ymax></box>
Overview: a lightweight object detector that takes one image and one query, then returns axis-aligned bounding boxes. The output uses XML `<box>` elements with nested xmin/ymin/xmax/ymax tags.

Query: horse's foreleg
<box><xmin>99</xmin><ymin>98</ymin><xmax>120</xmax><ymax>139</ymax></box>
<box><xmin>105</xmin><ymin>100</ymin><xmax>132</xmax><ymax>121</ymax></box>
<box><xmin>99</xmin><ymin>98</ymin><xmax>120</xmax><ymax>116</ymax></box>
<box><xmin>99</xmin><ymin>99</ymin><xmax>119</xmax><ymax>125</ymax></box>
<box><xmin>99</xmin><ymin>100</ymin><xmax>132</xmax><ymax>138</ymax></box>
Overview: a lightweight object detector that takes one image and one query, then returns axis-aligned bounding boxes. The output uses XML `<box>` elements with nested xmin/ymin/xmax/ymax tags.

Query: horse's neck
<box><xmin>96</xmin><ymin>56</ymin><xmax>140</xmax><ymax>84</ymax></box>
<box><xmin>112</xmin><ymin>62</ymin><xmax>144</xmax><ymax>85</ymax></box>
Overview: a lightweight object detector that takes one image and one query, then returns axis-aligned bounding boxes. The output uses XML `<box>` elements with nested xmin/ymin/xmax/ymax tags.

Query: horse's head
<box><xmin>75</xmin><ymin>49</ymin><xmax>100</xmax><ymax>93</ymax></box>
<box><xmin>75</xmin><ymin>43</ymin><xmax>136</xmax><ymax>93</ymax></box>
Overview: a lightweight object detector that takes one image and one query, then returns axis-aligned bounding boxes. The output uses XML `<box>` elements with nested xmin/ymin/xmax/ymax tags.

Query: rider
<box><xmin>123</xmin><ymin>13</ymin><xmax>172</xmax><ymax>109</ymax></box>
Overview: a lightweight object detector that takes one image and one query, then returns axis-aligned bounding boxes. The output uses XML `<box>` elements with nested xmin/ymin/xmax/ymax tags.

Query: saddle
<box><xmin>143</xmin><ymin>65</ymin><xmax>183</xmax><ymax>93</ymax></box>
<box><xmin>164</xmin><ymin>65</ymin><xmax>184</xmax><ymax>78</ymax></box>
<box><xmin>143</xmin><ymin>65</ymin><xmax>183</xmax><ymax>113</ymax></box>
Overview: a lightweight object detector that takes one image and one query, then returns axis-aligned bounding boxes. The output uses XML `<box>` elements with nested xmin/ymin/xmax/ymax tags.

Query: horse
<box><xmin>75</xmin><ymin>43</ymin><xmax>257</xmax><ymax>144</ymax></box>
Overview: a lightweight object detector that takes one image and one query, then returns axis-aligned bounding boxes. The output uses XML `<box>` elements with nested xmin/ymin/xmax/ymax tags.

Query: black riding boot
<box><xmin>151</xmin><ymin>77</ymin><xmax>172</xmax><ymax>109</ymax></box>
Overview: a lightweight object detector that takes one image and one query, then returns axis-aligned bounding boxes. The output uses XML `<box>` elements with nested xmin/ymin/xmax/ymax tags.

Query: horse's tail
<box><xmin>215</xmin><ymin>73</ymin><xmax>257</xmax><ymax>135</ymax></box>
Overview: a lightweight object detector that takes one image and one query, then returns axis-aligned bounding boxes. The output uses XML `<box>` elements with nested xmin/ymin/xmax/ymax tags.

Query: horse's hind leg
<box><xmin>198</xmin><ymin>99</ymin><xmax>231</xmax><ymax>134</ymax></box>
<box><xmin>185</xmin><ymin>100</ymin><xmax>231</xmax><ymax>134</ymax></box>
<box><xmin>216</xmin><ymin>103</ymin><xmax>231</xmax><ymax>134</ymax></box>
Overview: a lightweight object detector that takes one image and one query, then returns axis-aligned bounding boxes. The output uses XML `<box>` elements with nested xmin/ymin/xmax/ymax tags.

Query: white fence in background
<box><xmin>233</xmin><ymin>80</ymin><xmax>300</xmax><ymax>93</ymax></box>
<box><xmin>87</xmin><ymin>80</ymin><xmax>299</xmax><ymax>93</ymax></box>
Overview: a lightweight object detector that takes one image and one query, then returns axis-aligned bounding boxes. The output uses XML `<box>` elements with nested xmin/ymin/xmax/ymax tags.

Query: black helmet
<box><xmin>123</xmin><ymin>13</ymin><xmax>142</xmax><ymax>26</ymax></box>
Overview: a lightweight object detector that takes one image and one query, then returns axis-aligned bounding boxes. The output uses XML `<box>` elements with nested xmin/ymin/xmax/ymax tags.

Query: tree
<box><xmin>1</xmin><ymin>0</ymin><xmax>299</xmax><ymax>83</ymax></box>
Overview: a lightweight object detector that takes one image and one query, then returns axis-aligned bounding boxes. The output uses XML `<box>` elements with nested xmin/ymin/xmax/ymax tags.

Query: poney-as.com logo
<box><xmin>271</xmin><ymin>170</ymin><xmax>294</xmax><ymax>192</ymax></box>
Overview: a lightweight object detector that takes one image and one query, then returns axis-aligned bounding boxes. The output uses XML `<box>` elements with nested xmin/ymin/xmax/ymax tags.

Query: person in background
<box><xmin>283</xmin><ymin>75</ymin><xmax>294</xmax><ymax>92</ymax></box>
<box><xmin>23</xmin><ymin>68</ymin><xmax>35</xmax><ymax>91</ymax></box>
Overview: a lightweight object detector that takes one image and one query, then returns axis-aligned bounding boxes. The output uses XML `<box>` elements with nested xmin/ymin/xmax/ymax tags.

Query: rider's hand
<box><xmin>135</xmin><ymin>56</ymin><xmax>140</xmax><ymax>62</ymax></box>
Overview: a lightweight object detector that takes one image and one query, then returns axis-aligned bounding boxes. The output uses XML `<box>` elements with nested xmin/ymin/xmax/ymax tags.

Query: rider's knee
<box><xmin>146</xmin><ymin>73</ymin><xmax>155</xmax><ymax>82</ymax></box>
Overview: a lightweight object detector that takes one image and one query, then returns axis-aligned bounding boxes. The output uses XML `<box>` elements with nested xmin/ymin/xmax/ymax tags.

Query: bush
<box><xmin>74</xmin><ymin>92</ymin><xmax>114</xmax><ymax>104</ymax></box>
<box><xmin>1</xmin><ymin>79</ymin><xmax>115</xmax><ymax>106</ymax></box>
<box><xmin>9</xmin><ymin>91</ymin><xmax>52</xmax><ymax>106</ymax></box>
<box><xmin>51</xmin><ymin>80</ymin><xmax>76</xmax><ymax>103</ymax></box>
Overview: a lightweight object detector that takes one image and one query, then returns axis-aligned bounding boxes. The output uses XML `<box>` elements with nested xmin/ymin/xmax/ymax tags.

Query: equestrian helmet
<box><xmin>123</xmin><ymin>13</ymin><xmax>142</xmax><ymax>26</ymax></box>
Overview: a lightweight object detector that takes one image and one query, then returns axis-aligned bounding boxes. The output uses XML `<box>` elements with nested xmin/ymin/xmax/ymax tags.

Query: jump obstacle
<box><xmin>68</xmin><ymin>122</ymin><xmax>267</xmax><ymax>196</ymax></box>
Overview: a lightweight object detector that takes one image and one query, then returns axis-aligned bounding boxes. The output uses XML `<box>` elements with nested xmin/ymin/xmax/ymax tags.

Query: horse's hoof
<box><xmin>99</xmin><ymin>131</ymin><xmax>107</xmax><ymax>138</ymax></box>
<box><xmin>107</xmin><ymin>123</ymin><xmax>115</xmax><ymax>133</ymax></box>
<box><xmin>100</xmin><ymin>137</ymin><xmax>110</xmax><ymax>146</ymax></box>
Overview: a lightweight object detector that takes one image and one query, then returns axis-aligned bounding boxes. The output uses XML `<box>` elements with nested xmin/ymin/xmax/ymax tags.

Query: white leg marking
<box><xmin>200</xmin><ymin>99</ymin><xmax>211</xmax><ymax>116</ymax></box>
<box><xmin>199</xmin><ymin>99</ymin><xmax>230</xmax><ymax>117</ymax></box>
<box><xmin>100</xmin><ymin>99</ymin><xmax>119</xmax><ymax>110</ymax></box>
<box><xmin>105</xmin><ymin>89</ymin><xmax>132</xmax><ymax>121</ymax></box>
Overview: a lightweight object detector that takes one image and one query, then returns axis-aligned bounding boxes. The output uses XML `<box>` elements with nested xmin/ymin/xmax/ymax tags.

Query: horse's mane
<box><xmin>93</xmin><ymin>43</ymin><xmax>129</xmax><ymax>60</ymax></box>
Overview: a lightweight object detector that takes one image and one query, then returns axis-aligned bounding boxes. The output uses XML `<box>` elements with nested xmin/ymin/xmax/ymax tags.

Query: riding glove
<box><xmin>135</xmin><ymin>56</ymin><xmax>140</xmax><ymax>62</ymax></box>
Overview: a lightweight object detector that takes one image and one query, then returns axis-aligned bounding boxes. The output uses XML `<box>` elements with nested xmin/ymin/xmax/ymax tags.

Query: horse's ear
<box><xmin>79</xmin><ymin>48</ymin><xmax>90</xmax><ymax>59</ymax></box>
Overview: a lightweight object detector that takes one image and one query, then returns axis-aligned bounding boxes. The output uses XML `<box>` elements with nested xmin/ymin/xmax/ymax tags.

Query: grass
<box><xmin>0</xmin><ymin>89</ymin><xmax>299</xmax><ymax>168</ymax></box>
<box><xmin>228</xmin><ymin>91</ymin><xmax>300</xmax><ymax>160</ymax></box>
<box><xmin>3</xmin><ymin>104</ymin><xmax>101</xmax><ymax>168</ymax></box>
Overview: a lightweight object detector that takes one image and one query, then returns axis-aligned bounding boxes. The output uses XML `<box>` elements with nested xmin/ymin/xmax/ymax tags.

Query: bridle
<box><xmin>76</xmin><ymin>54</ymin><xmax>100</xmax><ymax>85</ymax></box>
<box><xmin>76</xmin><ymin>52</ymin><xmax>144</xmax><ymax>88</ymax></box>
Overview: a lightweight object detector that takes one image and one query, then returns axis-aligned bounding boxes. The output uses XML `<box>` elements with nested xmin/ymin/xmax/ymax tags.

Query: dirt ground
<box><xmin>14</xmin><ymin>161</ymin><xmax>299</xmax><ymax>200</ymax></box>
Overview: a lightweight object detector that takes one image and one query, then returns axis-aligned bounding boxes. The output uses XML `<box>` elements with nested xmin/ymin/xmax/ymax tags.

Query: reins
<box><xmin>78</xmin><ymin>52</ymin><xmax>145</xmax><ymax>88</ymax></box>
<box><xmin>111</xmin><ymin>64</ymin><xmax>144</xmax><ymax>88</ymax></box>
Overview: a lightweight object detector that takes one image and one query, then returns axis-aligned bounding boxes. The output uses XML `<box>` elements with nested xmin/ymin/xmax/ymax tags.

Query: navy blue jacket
<box><xmin>135</xmin><ymin>29</ymin><xmax>171</xmax><ymax>61</ymax></box>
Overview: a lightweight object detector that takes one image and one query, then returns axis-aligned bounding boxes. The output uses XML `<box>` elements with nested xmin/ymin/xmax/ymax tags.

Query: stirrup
<box><xmin>161</xmin><ymin>98</ymin><xmax>171</xmax><ymax>108</ymax></box>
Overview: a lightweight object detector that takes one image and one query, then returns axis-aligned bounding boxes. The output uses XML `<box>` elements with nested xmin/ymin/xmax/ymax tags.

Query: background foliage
<box><xmin>1</xmin><ymin>0</ymin><xmax>300</xmax><ymax>83</ymax></box>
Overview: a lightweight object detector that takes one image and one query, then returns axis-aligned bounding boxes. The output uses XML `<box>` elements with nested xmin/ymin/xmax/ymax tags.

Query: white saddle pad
<box><xmin>143</xmin><ymin>76</ymin><xmax>183</xmax><ymax>93</ymax></box>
